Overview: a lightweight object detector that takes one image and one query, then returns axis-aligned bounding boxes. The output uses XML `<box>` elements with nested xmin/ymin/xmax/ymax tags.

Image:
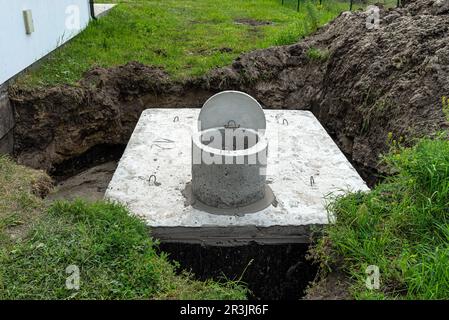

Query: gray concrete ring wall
<box><xmin>191</xmin><ymin>127</ymin><xmax>268</xmax><ymax>209</ymax></box>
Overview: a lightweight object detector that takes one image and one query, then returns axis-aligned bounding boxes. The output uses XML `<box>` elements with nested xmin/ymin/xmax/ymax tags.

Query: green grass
<box><xmin>0</xmin><ymin>156</ymin><xmax>52</xmax><ymax>246</ymax></box>
<box><xmin>306</xmin><ymin>47</ymin><xmax>330</xmax><ymax>61</ymax></box>
<box><xmin>0</xmin><ymin>157</ymin><xmax>247</xmax><ymax>299</ymax></box>
<box><xmin>443</xmin><ymin>96</ymin><xmax>449</xmax><ymax>121</ymax></box>
<box><xmin>17</xmin><ymin>0</ymin><xmax>351</xmax><ymax>87</ymax></box>
<box><xmin>311</xmin><ymin>135</ymin><xmax>449</xmax><ymax>299</ymax></box>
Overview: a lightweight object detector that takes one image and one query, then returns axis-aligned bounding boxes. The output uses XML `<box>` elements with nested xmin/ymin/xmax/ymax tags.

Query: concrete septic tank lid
<box><xmin>105</xmin><ymin>108</ymin><xmax>370</xmax><ymax>245</ymax></box>
<box><xmin>198</xmin><ymin>91</ymin><xmax>266</xmax><ymax>131</ymax></box>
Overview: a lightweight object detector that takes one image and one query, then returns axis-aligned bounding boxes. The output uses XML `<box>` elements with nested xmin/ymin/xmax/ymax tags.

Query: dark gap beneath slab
<box><xmin>158</xmin><ymin>242</ymin><xmax>318</xmax><ymax>300</ymax></box>
<box><xmin>49</xmin><ymin>143</ymin><xmax>125</xmax><ymax>182</ymax></box>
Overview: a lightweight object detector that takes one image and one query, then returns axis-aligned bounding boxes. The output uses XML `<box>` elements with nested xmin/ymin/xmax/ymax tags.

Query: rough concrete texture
<box><xmin>192</xmin><ymin>127</ymin><xmax>268</xmax><ymax>209</ymax></box>
<box><xmin>105</xmin><ymin>109</ymin><xmax>368</xmax><ymax>243</ymax></box>
<box><xmin>191</xmin><ymin>159</ymin><xmax>267</xmax><ymax>209</ymax></box>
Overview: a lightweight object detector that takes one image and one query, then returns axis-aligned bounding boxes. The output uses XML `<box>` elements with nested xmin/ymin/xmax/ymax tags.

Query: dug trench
<box><xmin>7</xmin><ymin>0</ymin><xmax>449</xmax><ymax>299</ymax></box>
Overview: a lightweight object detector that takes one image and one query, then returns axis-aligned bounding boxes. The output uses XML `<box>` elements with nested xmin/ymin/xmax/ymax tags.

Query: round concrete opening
<box><xmin>190</xmin><ymin>91</ymin><xmax>274</xmax><ymax>213</ymax></box>
<box><xmin>199</xmin><ymin>127</ymin><xmax>260</xmax><ymax>151</ymax></box>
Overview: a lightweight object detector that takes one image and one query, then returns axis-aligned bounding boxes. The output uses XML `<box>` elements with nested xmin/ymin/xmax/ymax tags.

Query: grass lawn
<box><xmin>0</xmin><ymin>156</ymin><xmax>247</xmax><ymax>299</ymax></box>
<box><xmin>17</xmin><ymin>0</ymin><xmax>352</xmax><ymax>87</ymax></box>
<box><xmin>311</xmin><ymin>134</ymin><xmax>449</xmax><ymax>299</ymax></box>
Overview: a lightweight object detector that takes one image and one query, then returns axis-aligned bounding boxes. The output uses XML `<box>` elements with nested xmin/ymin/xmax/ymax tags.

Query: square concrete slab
<box><xmin>105</xmin><ymin>109</ymin><xmax>369</xmax><ymax>245</ymax></box>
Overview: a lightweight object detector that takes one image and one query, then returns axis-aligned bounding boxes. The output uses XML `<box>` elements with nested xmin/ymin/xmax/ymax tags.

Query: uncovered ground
<box><xmin>3</xmin><ymin>0</ymin><xmax>449</xmax><ymax>300</ymax></box>
<box><xmin>4</xmin><ymin>0</ymin><xmax>356</xmax><ymax>299</ymax></box>
<box><xmin>16</xmin><ymin>0</ymin><xmax>352</xmax><ymax>87</ymax></box>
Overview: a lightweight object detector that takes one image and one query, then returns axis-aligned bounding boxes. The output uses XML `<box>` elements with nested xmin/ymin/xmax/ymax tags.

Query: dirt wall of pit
<box><xmin>9</xmin><ymin>0</ymin><xmax>449</xmax><ymax>183</ymax></box>
<box><xmin>0</xmin><ymin>83</ymin><xmax>14</xmax><ymax>154</ymax></box>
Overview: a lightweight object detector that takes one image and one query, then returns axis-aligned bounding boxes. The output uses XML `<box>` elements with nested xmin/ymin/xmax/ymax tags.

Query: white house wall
<box><xmin>0</xmin><ymin>0</ymin><xmax>91</xmax><ymax>84</ymax></box>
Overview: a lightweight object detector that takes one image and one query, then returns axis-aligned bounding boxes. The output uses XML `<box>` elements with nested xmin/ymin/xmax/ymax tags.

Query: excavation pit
<box><xmin>157</xmin><ymin>242</ymin><xmax>317</xmax><ymax>300</ymax></box>
<box><xmin>105</xmin><ymin>102</ymin><xmax>369</xmax><ymax>245</ymax></box>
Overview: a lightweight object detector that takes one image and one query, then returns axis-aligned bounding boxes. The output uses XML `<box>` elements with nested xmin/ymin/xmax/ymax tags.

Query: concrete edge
<box><xmin>149</xmin><ymin>224</ymin><xmax>324</xmax><ymax>246</ymax></box>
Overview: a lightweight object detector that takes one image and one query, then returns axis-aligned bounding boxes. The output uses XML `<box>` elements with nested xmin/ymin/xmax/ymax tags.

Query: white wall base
<box><xmin>0</xmin><ymin>0</ymin><xmax>91</xmax><ymax>84</ymax></box>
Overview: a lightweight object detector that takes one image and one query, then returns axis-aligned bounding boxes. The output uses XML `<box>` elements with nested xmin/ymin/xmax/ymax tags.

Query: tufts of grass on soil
<box><xmin>443</xmin><ymin>96</ymin><xmax>449</xmax><ymax>121</ymax></box>
<box><xmin>310</xmin><ymin>135</ymin><xmax>449</xmax><ymax>299</ymax></box>
<box><xmin>17</xmin><ymin>0</ymin><xmax>350</xmax><ymax>87</ymax></box>
<box><xmin>0</xmin><ymin>156</ymin><xmax>52</xmax><ymax>245</ymax></box>
<box><xmin>306</xmin><ymin>47</ymin><xmax>330</xmax><ymax>62</ymax></box>
<box><xmin>0</xmin><ymin>157</ymin><xmax>247</xmax><ymax>299</ymax></box>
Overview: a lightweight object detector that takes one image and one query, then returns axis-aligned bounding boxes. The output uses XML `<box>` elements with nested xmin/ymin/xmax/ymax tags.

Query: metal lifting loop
<box><xmin>310</xmin><ymin>176</ymin><xmax>315</xmax><ymax>187</ymax></box>
<box><xmin>224</xmin><ymin>120</ymin><xmax>240</xmax><ymax>129</ymax></box>
<box><xmin>148</xmin><ymin>174</ymin><xmax>157</xmax><ymax>186</ymax></box>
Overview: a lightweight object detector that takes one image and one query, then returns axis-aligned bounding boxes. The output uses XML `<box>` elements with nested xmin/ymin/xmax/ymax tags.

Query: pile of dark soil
<box><xmin>205</xmin><ymin>0</ymin><xmax>449</xmax><ymax>183</ymax></box>
<box><xmin>9</xmin><ymin>0</ymin><xmax>449</xmax><ymax>184</ymax></box>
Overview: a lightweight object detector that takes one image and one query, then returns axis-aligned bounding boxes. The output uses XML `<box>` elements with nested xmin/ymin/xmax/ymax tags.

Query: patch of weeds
<box><xmin>310</xmin><ymin>137</ymin><xmax>449</xmax><ymax>299</ymax></box>
<box><xmin>0</xmin><ymin>199</ymin><xmax>247</xmax><ymax>299</ymax></box>
<box><xmin>0</xmin><ymin>213</ymin><xmax>23</xmax><ymax>230</ymax></box>
<box><xmin>271</xmin><ymin>21</ymin><xmax>307</xmax><ymax>45</ymax></box>
<box><xmin>359</xmin><ymin>89</ymin><xmax>396</xmax><ymax>137</ymax></box>
<box><xmin>0</xmin><ymin>156</ymin><xmax>50</xmax><ymax>244</ymax></box>
<box><xmin>305</xmin><ymin>1</ymin><xmax>320</xmax><ymax>33</ymax></box>
<box><xmin>0</xmin><ymin>157</ymin><xmax>246</xmax><ymax>299</ymax></box>
<box><xmin>386</xmin><ymin>132</ymin><xmax>405</xmax><ymax>155</ymax></box>
<box><xmin>442</xmin><ymin>96</ymin><xmax>449</xmax><ymax>122</ymax></box>
<box><xmin>306</xmin><ymin>47</ymin><xmax>330</xmax><ymax>62</ymax></box>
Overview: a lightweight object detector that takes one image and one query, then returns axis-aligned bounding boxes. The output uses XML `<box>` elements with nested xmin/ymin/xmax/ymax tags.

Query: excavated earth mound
<box><xmin>10</xmin><ymin>0</ymin><xmax>449</xmax><ymax>184</ymax></box>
